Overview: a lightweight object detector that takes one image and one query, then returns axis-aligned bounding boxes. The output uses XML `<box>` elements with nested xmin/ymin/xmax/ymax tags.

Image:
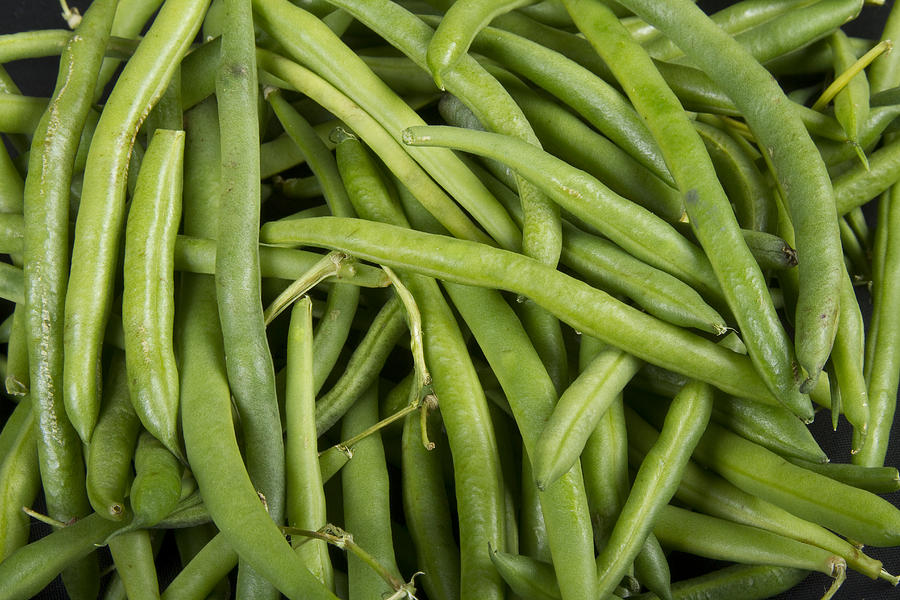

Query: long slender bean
<box><xmin>107</xmin><ymin>530</ymin><xmax>160</xmax><ymax>600</ymax></box>
<box><xmin>0</xmin><ymin>400</ymin><xmax>39</xmax><ymax>562</ymax></box>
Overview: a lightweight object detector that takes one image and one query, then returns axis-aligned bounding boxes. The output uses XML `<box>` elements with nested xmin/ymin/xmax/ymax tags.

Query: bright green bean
<box><xmin>162</xmin><ymin>532</ymin><xmax>238</xmax><ymax>600</ymax></box>
<box><xmin>633</xmin><ymin>533</ymin><xmax>672</xmax><ymax>600</ymax></box>
<box><xmin>107</xmin><ymin>530</ymin><xmax>160</xmax><ymax>600</ymax></box>
<box><xmin>122</xmin><ymin>129</ymin><xmax>184</xmax><ymax>459</ymax></box>
<box><xmin>630</xmin><ymin>563</ymin><xmax>809</xmax><ymax>600</ymax></box>
<box><xmin>0</xmin><ymin>93</ymin><xmax>47</xmax><ymax>134</ymax></box>
<box><xmin>130</xmin><ymin>431</ymin><xmax>183</xmax><ymax>529</ymax></box>
<box><xmin>834</xmin><ymin>135</ymin><xmax>900</xmax><ymax>215</ymax></box>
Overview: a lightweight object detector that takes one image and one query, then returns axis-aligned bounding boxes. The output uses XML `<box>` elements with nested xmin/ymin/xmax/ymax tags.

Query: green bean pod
<box><xmin>4</xmin><ymin>307</ymin><xmax>28</xmax><ymax>396</ymax></box>
<box><xmin>162</xmin><ymin>532</ymin><xmax>238</xmax><ymax>600</ymax></box>
<box><xmin>107</xmin><ymin>530</ymin><xmax>161</xmax><ymax>600</ymax></box>
<box><xmin>261</xmin><ymin>216</ymin><xmax>781</xmax><ymax>404</ymax></box>
<box><xmin>426</xmin><ymin>0</ymin><xmax>535</xmax><ymax>88</ymax></box>
<box><xmin>63</xmin><ymin>0</ymin><xmax>207</xmax><ymax>443</ymax></box>
<box><xmin>830</xmin><ymin>28</ymin><xmax>870</xmax><ymax>147</ymax></box>
<box><xmin>856</xmin><ymin>184</ymin><xmax>900</xmax><ymax>467</ymax></box>
<box><xmin>654</xmin><ymin>505</ymin><xmax>845</xmax><ymax>579</ymax></box>
<box><xmin>314</xmin><ymin>296</ymin><xmax>407</xmax><ymax>434</ymax></box>
<box><xmin>830</xmin><ymin>267</ymin><xmax>869</xmax><ymax>442</ymax></box>
<box><xmin>130</xmin><ymin>431</ymin><xmax>183</xmax><ymax>529</ymax></box>
<box><xmin>592</xmin><ymin>380</ymin><xmax>713</xmax><ymax>596</ymax></box>
<box><xmin>532</xmin><ymin>345</ymin><xmax>641</xmax><ymax>489</ymax></box>
<box><xmin>633</xmin><ymin>533</ymin><xmax>672</xmax><ymax>600</ymax></box>
<box><xmin>616</xmin><ymin>0</ymin><xmax>843</xmax><ymax>391</ymax></box>
<box><xmin>741</xmin><ymin>229</ymin><xmax>798</xmax><ymax>271</ymax></box>
<box><xmin>86</xmin><ymin>352</ymin><xmax>141</xmax><ymax>520</ymax></box>
<box><xmin>122</xmin><ymin>128</ymin><xmax>184</xmax><ymax>459</ymax></box>
<box><xmin>285</xmin><ymin>297</ymin><xmax>333</xmax><ymax>588</ymax></box>
<box><xmin>787</xmin><ymin>458</ymin><xmax>900</xmax><ymax>495</ymax></box>
<box><xmin>489</xmin><ymin>549</ymin><xmax>560</xmax><ymax>600</ymax></box>
<box><xmin>0</xmin><ymin>512</ymin><xmax>129</xmax><ymax>600</ymax></box>
<box><xmin>0</xmin><ymin>400</ymin><xmax>39</xmax><ymax>562</ymax></box>
<box><xmin>341</xmin><ymin>386</ymin><xmax>403</xmax><ymax>599</ymax></box>
<box><xmin>834</xmin><ymin>135</ymin><xmax>900</xmax><ymax>215</ymax></box>
<box><xmin>630</xmin><ymin>563</ymin><xmax>809</xmax><ymax>600</ymax></box>
<box><xmin>216</xmin><ymin>6</ymin><xmax>284</xmax><ymax>598</ymax></box>
<box><xmin>22</xmin><ymin>11</ymin><xmax>120</xmax><ymax>594</ymax></box>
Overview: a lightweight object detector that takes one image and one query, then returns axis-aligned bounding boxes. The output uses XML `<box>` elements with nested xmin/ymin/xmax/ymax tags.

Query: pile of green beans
<box><xmin>4</xmin><ymin>0</ymin><xmax>900</xmax><ymax>599</ymax></box>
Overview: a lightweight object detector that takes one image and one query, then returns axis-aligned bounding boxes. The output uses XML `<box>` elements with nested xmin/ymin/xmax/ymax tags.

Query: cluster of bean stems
<box><xmin>2</xmin><ymin>0</ymin><xmax>900</xmax><ymax>599</ymax></box>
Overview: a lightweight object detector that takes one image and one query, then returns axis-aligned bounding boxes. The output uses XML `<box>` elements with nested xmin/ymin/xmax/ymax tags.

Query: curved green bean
<box><xmin>0</xmin><ymin>400</ymin><xmax>39</xmax><ymax>562</ymax></box>
<box><xmin>130</xmin><ymin>431</ymin><xmax>183</xmax><ymax>529</ymax></box>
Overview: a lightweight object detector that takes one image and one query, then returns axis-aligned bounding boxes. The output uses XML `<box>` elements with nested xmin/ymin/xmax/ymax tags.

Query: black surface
<box><xmin>3</xmin><ymin>1</ymin><xmax>900</xmax><ymax>599</ymax></box>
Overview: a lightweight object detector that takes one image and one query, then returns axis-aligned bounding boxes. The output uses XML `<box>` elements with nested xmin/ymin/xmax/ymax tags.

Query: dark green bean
<box><xmin>489</xmin><ymin>548</ymin><xmax>560</xmax><ymax>600</ymax></box>
<box><xmin>830</xmin><ymin>29</ymin><xmax>870</xmax><ymax>149</ymax></box>
<box><xmin>4</xmin><ymin>307</ymin><xmax>27</xmax><ymax>396</ymax></box>
<box><xmin>834</xmin><ymin>135</ymin><xmax>900</xmax><ymax>215</ymax></box>
<box><xmin>216</xmin><ymin>6</ymin><xmax>284</xmax><ymax>598</ymax></box>
<box><xmin>401</xmin><ymin>387</ymin><xmax>460</xmax><ymax>600</ymax></box>
<box><xmin>787</xmin><ymin>458</ymin><xmax>900</xmax><ymax>494</ymax></box>
<box><xmin>162</xmin><ymin>532</ymin><xmax>238</xmax><ymax>600</ymax></box>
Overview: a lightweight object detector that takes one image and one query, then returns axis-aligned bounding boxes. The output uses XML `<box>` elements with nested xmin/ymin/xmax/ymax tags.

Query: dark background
<box><xmin>2</xmin><ymin>0</ymin><xmax>900</xmax><ymax>598</ymax></box>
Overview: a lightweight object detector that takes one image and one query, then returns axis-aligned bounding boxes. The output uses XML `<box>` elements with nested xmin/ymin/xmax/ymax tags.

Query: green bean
<box><xmin>261</xmin><ymin>216</ymin><xmax>780</xmax><ymax>404</ymax></box>
<box><xmin>767</xmin><ymin>34</ymin><xmax>872</xmax><ymax>76</ymax></box>
<box><xmin>633</xmin><ymin>533</ymin><xmax>672</xmax><ymax>600</ymax></box>
<box><xmin>591</xmin><ymin>380</ymin><xmax>712</xmax><ymax>597</ymax></box>
<box><xmin>532</xmin><ymin>344</ymin><xmax>641</xmax><ymax>489</ymax></box>
<box><xmin>0</xmin><ymin>399</ymin><xmax>39</xmax><ymax>562</ymax></box>
<box><xmin>840</xmin><ymin>216</ymin><xmax>870</xmax><ymax>280</ymax></box>
<box><xmin>257</xmin><ymin>50</ymin><xmax>497</xmax><ymax>247</ymax></box>
<box><xmin>644</xmin><ymin>0</ymin><xmax>818</xmax><ymax>62</ymax></box>
<box><xmin>86</xmin><ymin>352</ymin><xmax>141</xmax><ymax>520</ymax></box>
<box><xmin>122</xmin><ymin>129</ymin><xmax>184</xmax><ymax>459</ymax></box>
<box><xmin>144</xmin><ymin>72</ymin><xmax>183</xmax><ymax>141</ymax></box>
<box><xmin>830</xmin><ymin>268</ymin><xmax>869</xmax><ymax>444</ymax></box>
<box><xmin>285</xmin><ymin>298</ymin><xmax>333</xmax><ymax>588</ymax></box>
<box><xmin>741</xmin><ymin>229</ymin><xmax>798</xmax><ymax>271</ymax></box>
<box><xmin>856</xmin><ymin>184</ymin><xmax>900</xmax><ymax>467</ymax></box>
<box><xmin>162</xmin><ymin>532</ymin><xmax>238</xmax><ymax>600</ymax></box>
<box><xmin>630</xmin><ymin>564</ymin><xmax>809</xmax><ymax>600</ymax></box>
<box><xmin>565</xmin><ymin>0</ymin><xmax>809</xmax><ymax>420</ymax></box>
<box><xmin>519</xmin><ymin>451</ymin><xmax>550</xmax><ymax>561</ymax></box>
<box><xmin>0</xmin><ymin>142</ymin><xmax>23</xmax><ymax>217</ymax></box>
<box><xmin>787</xmin><ymin>458</ymin><xmax>900</xmax><ymax>494</ymax></box>
<box><xmin>834</xmin><ymin>135</ymin><xmax>900</xmax><ymax>215</ymax></box>
<box><xmin>830</xmin><ymin>29</ymin><xmax>870</xmax><ymax>150</ymax></box>
<box><xmin>724</xmin><ymin>0</ymin><xmax>862</xmax><ymax>65</ymax></box>
<box><xmin>625</xmin><ymin>404</ymin><xmax>885</xmax><ymax>580</ymax></box>
<box><xmin>107</xmin><ymin>530</ymin><xmax>160</xmax><ymax>600</ymax></box>
<box><xmin>617</xmin><ymin>0</ymin><xmax>843</xmax><ymax>391</ymax></box>
<box><xmin>253</xmin><ymin>0</ymin><xmax>522</xmax><ymax>250</ymax></box>
<box><xmin>820</xmin><ymin>105</ymin><xmax>900</xmax><ymax>168</ymax></box>
<box><xmin>489</xmin><ymin>548</ymin><xmax>560</xmax><ymax>600</ymax></box>
<box><xmin>401</xmin><ymin>387</ymin><xmax>460</xmax><ymax>600</ymax></box>
<box><xmin>130</xmin><ymin>431</ymin><xmax>183</xmax><ymax>529</ymax></box>
<box><xmin>579</xmin><ymin>345</ymin><xmax>630</xmax><ymax>553</ymax></box>
<box><xmin>654</xmin><ymin>505</ymin><xmax>845</xmax><ymax>585</ymax></box>
<box><xmin>0</xmin><ymin>263</ymin><xmax>25</xmax><ymax>304</ymax></box>
<box><xmin>63</xmin><ymin>0</ymin><xmax>207</xmax><ymax>444</ymax></box>
<box><xmin>403</xmin><ymin>125</ymin><xmax>722</xmax><ymax>301</ymax></box>
<box><xmin>693</xmin><ymin>119</ymin><xmax>772</xmax><ymax>233</ymax></box>
<box><xmin>869</xmin><ymin>3</ymin><xmax>900</xmax><ymax>94</ymax></box>
<box><xmin>0</xmin><ymin>213</ymin><xmax>23</xmax><ymax>255</ymax></box>
<box><xmin>96</xmin><ymin>0</ymin><xmax>166</xmax><ymax>102</ymax></box>
<box><xmin>426</xmin><ymin>0</ymin><xmax>535</xmax><ymax>89</ymax></box>
<box><xmin>341</xmin><ymin>385</ymin><xmax>402</xmax><ymax>599</ymax></box>
<box><xmin>277</xmin><ymin>174</ymin><xmax>323</xmax><ymax>200</ymax></box>
<box><xmin>216</xmin><ymin>5</ymin><xmax>284</xmax><ymax>598</ymax></box>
